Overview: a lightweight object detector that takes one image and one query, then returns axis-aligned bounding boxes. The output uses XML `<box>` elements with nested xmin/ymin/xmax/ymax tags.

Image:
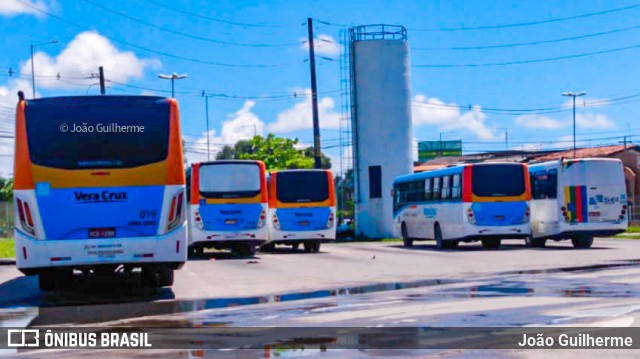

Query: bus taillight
<box><xmin>523</xmin><ymin>205</ymin><xmax>530</xmax><ymax>223</ymax></box>
<box><xmin>467</xmin><ymin>208</ymin><xmax>476</xmax><ymax>224</ymax></box>
<box><xmin>16</xmin><ymin>198</ymin><xmax>36</xmax><ymax>236</ymax></box>
<box><xmin>257</xmin><ymin>209</ymin><xmax>266</xmax><ymax>228</ymax></box>
<box><xmin>272</xmin><ymin>213</ymin><xmax>280</xmax><ymax>230</ymax></box>
<box><xmin>167</xmin><ymin>191</ymin><xmax>185</xmax><ymax>231</ymax></box>
<box><xmin>326</xmin><ymin>211</ymin><xmax>335</xmax><ymax>229</ymax></box>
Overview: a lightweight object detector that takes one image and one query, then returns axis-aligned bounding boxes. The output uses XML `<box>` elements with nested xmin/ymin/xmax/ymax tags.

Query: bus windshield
<box><xmin>199</xmin><ymin>163</ymin><xmax>261</xmax><ymax>198</ymax></box>
<box><xmin>25</xmin><ymin>97</ymin><xmax>169</xmax><ymax>170</ymax></box>
<box><xmin>276</xmin><ymin>171</ymin><xmax>328</xmax><ymax>203</ymax></box>
<box><xmin>472</xmin><ymin>164</ymin><xmax>525</xmax><ymax>197</ymax></box>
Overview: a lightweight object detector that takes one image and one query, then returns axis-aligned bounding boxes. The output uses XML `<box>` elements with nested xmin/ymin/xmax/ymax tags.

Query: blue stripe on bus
<box><xmin>36</xmin><ymin>186</ymin><xmax>165</xmax><ymax>239</ymax></box>
<box><xmin>393</xmin><ymin>199</ymin><xmax>461</xmax><ymax>218</ymax></box>
<box><xmin>276</xmin><ymin>207</ymin><xmax>331</xmax><ymax>231</ymax></box>
<box><xmin>199</xmin><ymin>203</ymin><xmax>262</xmax><ymax>231</ymax></box>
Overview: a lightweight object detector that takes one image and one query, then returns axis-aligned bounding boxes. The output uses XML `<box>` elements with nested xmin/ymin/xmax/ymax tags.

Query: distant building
<box><xmin>414</xmin><ymin>145</ymin><xmax>640</xmax><ymax>223</ymax></box>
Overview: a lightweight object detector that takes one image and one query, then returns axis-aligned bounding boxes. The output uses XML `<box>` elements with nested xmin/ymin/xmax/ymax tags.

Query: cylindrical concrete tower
<box><xmin>350</xmin><ymin>25</ymin><xmax>413</xmax><ymax>238</ymax></box>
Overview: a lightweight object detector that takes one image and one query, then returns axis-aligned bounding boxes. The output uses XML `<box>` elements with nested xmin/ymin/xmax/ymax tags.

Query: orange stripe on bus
<box><xmin>190</xmin><ymin>163</ymin><xmax>200</xmax><ymax>205</ymax></box>
<box><xmin>166</xmin><ymin>99</ymin><xmax>186</xmax><ymax>186</ymax></box>
<box><xmin>14</xmin><ymin>101</ymin><xmax>34</xmax><ymax>190</ymax></box>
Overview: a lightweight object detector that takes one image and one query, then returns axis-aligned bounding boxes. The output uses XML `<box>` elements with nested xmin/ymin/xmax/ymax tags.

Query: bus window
<box><xmin>531</xmin><ymin>169</ymin><xmax>558</xmax><ymax>200</ymax></box>
<box><xmin>472</xmin><ymin>164</ymin><xmax>525</xmax><ymax>197</ymax></box>
<box><xmin>424</xmin><ymin>178</ymin><xmax>433</xmax><ymax>201</ymax></box>
<box><xmin>277</xmin><ymin>171</ymin><xmax>329</xmax><ymax>203</ymax></box>
<box><xmin>433</xmin><ymin>177</ymin><xmax>441</xmax><ymax>200</ymax></box>
<box><xmin>199</xmin><ymin>163</ymin><xmax>261</xmax><ymax>198</ymax></box>
<box><xmin>442</xmin><ymin>176</ymin><xmax>451</xmax><ymax>199</ymax></box>
<box><xmin>451</xmin><ymin>174</ymin><xmax>461</xmax><ymax>199</ymax></box>
<box><xmin>547</xmin><ymin>169</ymin><xmax>558</xmax><ymax>199</ymax></box>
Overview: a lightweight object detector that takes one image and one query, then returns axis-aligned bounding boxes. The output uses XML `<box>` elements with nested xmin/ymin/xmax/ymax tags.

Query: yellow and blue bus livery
<box><xmin>392</xmin><ymin>163</ymin><xmax>531</xmax><ymax>250</ymax></box>
<box><xmin>265</xmin><ymin>169</ymin><xmax>336</xmax><ymax>253</ymax></box>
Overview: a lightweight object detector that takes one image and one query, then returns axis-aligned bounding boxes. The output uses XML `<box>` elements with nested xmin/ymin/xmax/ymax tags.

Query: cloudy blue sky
<box><xmin>1</xmin><ymin>0</ymin><xmax>640</xmax><ymax>176</ymax></box>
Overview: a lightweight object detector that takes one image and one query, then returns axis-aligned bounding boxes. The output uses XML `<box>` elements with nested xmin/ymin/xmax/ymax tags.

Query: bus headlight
<box><xmin>167</xmin><ymin>190</ymin><xmax>185</xmax><ymax>231</ymax></box>
<box><xmin>16</xmin><ymin>198</ymin><xmax>36</xmax><ymax>236</ymax></box>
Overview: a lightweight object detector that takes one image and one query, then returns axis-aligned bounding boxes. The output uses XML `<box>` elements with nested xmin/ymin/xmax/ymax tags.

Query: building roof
<box><xmin>531</xmin><ymin>145</ymin><xmax>637</xmax><ymax>162</ymax></box>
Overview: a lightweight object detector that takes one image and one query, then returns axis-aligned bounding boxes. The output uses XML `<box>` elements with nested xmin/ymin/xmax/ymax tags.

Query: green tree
<box><xmin>0</xmin><ymin>178</ymin><xmax>13</xmax><ymax>202</ymax></box>
<box><xmin>302</xmin><ymin>147</ymin><xmax>332</xmax><ymax>169</ymax></box>
<box><xmin>238</xmin><ymin>134</ymin><xmax>314</xmax><ymax>170</ymax></box>
<box><xmin>216</xmin><ymin>139</ymin><xmax>252</xmax><ymax>160</ymax></box>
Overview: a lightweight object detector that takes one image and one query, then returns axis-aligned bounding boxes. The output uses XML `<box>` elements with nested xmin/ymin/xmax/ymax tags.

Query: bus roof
<box><xmin>194</xmin><ymin>160</ymin><xmax>264</xmax><ymax>166</ymax></box>
<box><xmin>529</xmin><ymin>157</ymin><xmax>622</xmax><ymax>169</ymax></box>
<box><xmin>24</xmin><ymin>95</ymin><xmax>169</xmax><ymax>106</ymax></box>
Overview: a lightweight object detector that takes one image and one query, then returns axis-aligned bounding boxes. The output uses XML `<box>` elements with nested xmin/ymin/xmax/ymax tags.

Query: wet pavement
<box><xmin>1</xmin><ymin>239</ymin><xmax>640</xmax><ymax>357</ymax></box>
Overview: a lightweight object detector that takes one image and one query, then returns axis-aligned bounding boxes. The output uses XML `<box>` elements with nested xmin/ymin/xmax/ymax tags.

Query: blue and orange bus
<box><xmin>392</xmin><ymin>163</ymin><xmax>531</xmax><ymax>249</ymax></box>
<box><xmin>188</xmin><ymin>160</ymin><xmax>268</xmax><ymax>257</ymax></box>
<box><xmin>14</xmin><ymin>95</ymin><xmax>187</xmax><ymax>290</ymax></box>
<box><xmin>265</xmin><ymin>169</ymin><xmax>336</xmax><ymax>252</ymax></box>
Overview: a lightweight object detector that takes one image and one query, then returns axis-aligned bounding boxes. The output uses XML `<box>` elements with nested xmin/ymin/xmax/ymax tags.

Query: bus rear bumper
<box><xmin>188</xmin><ymin>227</ymin><xmax>268</xmax><ymax>246</ymax></box>
<box><xmin>14</xmin><ymin>224</ymin><xmax>187</xmax><ymax>274</ymax></box>
<box><xmin>268</xmin><ymin>228</ymin><xmax>336</xmax><ymax>243</ymax></box>
<box><xmin>463</xmin><ymin>224</ymin><xmax>531</xmax><ymax>240</ymax></box>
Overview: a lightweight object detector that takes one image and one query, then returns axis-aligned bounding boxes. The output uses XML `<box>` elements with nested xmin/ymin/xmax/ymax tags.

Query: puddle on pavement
<box><xmin>4</xmin><ymin>259</ymin><xmax>640</xmax><ymax>327</ymax></box>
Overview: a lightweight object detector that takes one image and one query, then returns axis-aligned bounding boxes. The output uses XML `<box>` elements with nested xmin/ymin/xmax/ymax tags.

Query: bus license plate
<box><xmin>225</xmin><ymin>219</ymin><xmax>237</xmax><ymax>225</ymax></box>
<box><xmin>299</xmin><ymin>221</ymin><xmax>309</xmax><ymax>226</ymax></box>
<box><xmin>494</xmin><ymin>216</ymin><xmax>505</xmax><ymax>221</ymax></box>
<box><xmin>89</xmin><ymin>228</ymin><xmax>116</xmax><ymax>238</ymax></box>
<box><xmin>588</xmin><ymin>212</ymin><xmax>601</xmax><ymax>217</ymax></box>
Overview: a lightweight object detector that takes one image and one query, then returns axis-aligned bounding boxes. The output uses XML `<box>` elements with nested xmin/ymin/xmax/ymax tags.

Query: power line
<box><xmin>414</xmin><ymin>42</ymin><xmax>640</xmax><ymax>68</ymax></box>
<box><xmin>144</xmin><ymin>0</ymin><xmax>295</xmax><ymax>28</ymax></box>
<box><xmin>412</xmin><ymin>23</ymin><xmax>640</xmax><ymax>51</ymax></box>
<box><xmin>14</xmin><ymin>0</ymin><xmax>300</xmax><ymax>68</ymax></box>
<box><xmin>410</xmin><ymin>3</ymin><xmax>640</xmax><ymax>32</ymax></box>
<box><xmin>79</xmin><ymin>0</ymin><xmax>299</xmax><ymax>48</ymax></box>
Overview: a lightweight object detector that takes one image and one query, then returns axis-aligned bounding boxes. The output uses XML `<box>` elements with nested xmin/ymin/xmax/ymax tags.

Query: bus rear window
<box><xmin>25</xmin><ymin>97</ymin><xmax>169</xmax><ymax>169</ymax></box>
<box><xmin>199</xmin><ymin>163</ymin><xmax>261</xmax><ymax>198</ymax></box>
<box><xmin>276</xmin><ymin>171</ymin><xmax>329</xmax><ymax>203</ymax></box>
<box><xmin>471</xmin><ymin>164</ymin><xmax>525</xmax><ymax>197</ymax></box>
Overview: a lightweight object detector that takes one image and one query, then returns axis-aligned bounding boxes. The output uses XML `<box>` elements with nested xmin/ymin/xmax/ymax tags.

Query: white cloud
<box><xmin>515</xmin><ymin>115</ymin><xmax>565</xmax><ymax>129</ymax></box>
<box><xmin>300</xmin><ymin>34</ymin><xmax>340</xmax><ymax>57</ymax></box>
<box><xmin>576</xmin><ymin>113</ymin><xmax>614</xmax><ymax>128</ymax></box>
<box><xmin>20</xmin><ymin>31</ymin><xmax>160</xmax><ymax>90</ymax></box>
<box><xmin>184</xmin><ymin>101</ymin><xmax>266</xmax><ymax>164</ymax></box>
<box><xmin>0</xmin><ymin>0</ymin><xmax>48</xmax><ymax>16</ymax></box>
<box><xmin>412</xmin><ymin>94</ymin><xmax>495</xmax><ymax>139</ymax></box>
<box><xmin>267</xmin><ymin>89</ymin><xmax>341</xmax><ymax>133</ymax></box>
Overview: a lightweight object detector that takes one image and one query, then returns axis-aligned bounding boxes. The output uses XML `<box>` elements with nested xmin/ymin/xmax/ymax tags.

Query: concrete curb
<box><xmin>0</xmin><ymin>258</ymin><xmax>16</xmax><ymax>265</ymax></box>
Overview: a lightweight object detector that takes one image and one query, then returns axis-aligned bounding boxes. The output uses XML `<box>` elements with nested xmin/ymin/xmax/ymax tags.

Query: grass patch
<box><xmin>614</xmin><ymin>234</ymin><xmax>640</xmax><ymax>239</ymax></box>
<box><xmin>0</xmin><ymin>238</ymin><xmax>15</xmax><ymax>258</ymax></box>
<box><xmin>625</xmin><ymin>226</ymin><xmax>640</xmax><ymax>233</ymax></box>
<box><xmin>334</xmin><ymin>236</ymin><xmax>401</xmax><ymax>243</ymax></box>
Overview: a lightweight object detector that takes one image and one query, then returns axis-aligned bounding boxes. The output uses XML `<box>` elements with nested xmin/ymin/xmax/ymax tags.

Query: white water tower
<box><xmin>349</xmin><ymin>25</ymin><xmax>413</xmax><ymax>238</ymax></box>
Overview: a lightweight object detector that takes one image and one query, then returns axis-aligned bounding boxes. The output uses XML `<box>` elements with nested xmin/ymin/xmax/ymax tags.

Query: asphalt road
<box><xmin>1</xmin><ymin>238</ymin><xmax>640</xmax><ymax>357</ymax></box>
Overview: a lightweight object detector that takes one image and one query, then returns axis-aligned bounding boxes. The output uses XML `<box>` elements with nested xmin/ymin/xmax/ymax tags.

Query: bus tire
<box><xmin>481</xmin><ymin>239</ymin><xmax>501</xmax><ymax>250</ymax></box>
<box><xmin>571</xmin><ymin>235</ymin><xmax>594</xmax><ymax>249</ymax></box>
<box><xmin>158</xmin><ymin>268</ymin><xmax>174</xmax><ymax>287</ymax></box>
<box><xmin>401</xmin><ymin>223</ymin><xmax>413</xmax><ymax>247</ymax></box>
<box><xmin>304</xmin><ymin>240</ymin><xmax>321</xmax><ymax>253</ymax></box>
<box><xmin>261</xmin><ymin>243</ymin><xmax>276</xmax><ymax>252</ymax></box>
<box><xmin>38</xmin><ymin>272</ymin><xmax>57</xmax><ymax>292</ymax></box>
<box><xmin>292</xmin><ymin>242</ymin><xmax>301</xmax><ymax>251</ymax></box>
<box><xmin>434</xmin><ymin>224</ymin><xmax>444</xmax><ymax>250</ymax></box>
<box><xmin>525</xmin><ymin>236</ymin><xmax>546</xmax><ymax>248</ymax></box>
<box><xmin>236</xmin><ymin>243</ymin><xmax>256</xmax><ymax>257</ymax></box>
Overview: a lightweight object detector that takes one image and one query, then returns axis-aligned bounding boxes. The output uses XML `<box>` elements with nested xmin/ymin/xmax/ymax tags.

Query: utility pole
<box><xmin>202</xmin><ymin>92</ymin><xmax>211</xmax><ymax>161</ymax></box>
<box><xmin>307</xmin><ymin>17</ymin><xmax>322</xmax><ymax>169</ymax></box>
<box><xmin>562</xmin><ymin>91</ymin><xmax>586</xmax><ymax>158</ymax></box>
<box><xmin>99</xmin><ymin>66</ymin><xmax>106</xmax><ymax>95</ymax></box>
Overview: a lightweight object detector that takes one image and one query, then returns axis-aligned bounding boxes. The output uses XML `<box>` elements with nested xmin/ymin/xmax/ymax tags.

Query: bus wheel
<box><xmin>292</xmin><ymin>242</ymin><xmax>301</xmax><ymax>251</ymax></box>
<box><xmin>525</xmin><ymin>236</ymin><xmax>547</xmax><ymax>248</ymax></box>
<box><xmin>401</xmin><ymin>223</ymin><xmax>413</xmax><ymax>247</ymax></box>
<box><xmin>236</xmin><ymin>243</ymin><xmax>256</xmax><ymax>257</ymax></box>
<box><xmin>481</xmin><ymin>239</ymin><xmax>501</xmax><ymax>250</ymax></box>
<box><xmin>571</xmin><ymin>235</ymin><xmax>594</xmax><ymax>249</ymax></box>
<box><xmin>304</xmin><ymin>240</ymin><xmax>321</xmax><ymax>253</ymax></box>
<box><xmin>38</xmin><ymin>272</ymin><xmax>57</xmax><ymax>292</ymax></box>
<box><xmin>158</xmin><ymin>268</ymin><xmax>174</xmax><ymax>287</ymax></box>
<box><xmin>434</xmin><ymin>224</ymin><xmax>444</xmax><ymax>250</ymax></box>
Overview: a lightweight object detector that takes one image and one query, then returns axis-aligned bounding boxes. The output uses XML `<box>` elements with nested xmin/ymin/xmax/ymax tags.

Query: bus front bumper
<box><xmin>14</xmin><ymin>223</ymin><xmax>187</xmax><ymax>273</ymax></box>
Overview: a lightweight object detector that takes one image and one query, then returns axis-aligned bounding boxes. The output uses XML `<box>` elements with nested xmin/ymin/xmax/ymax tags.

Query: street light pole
<box><xmin>30</xmin><ymin>40</ymin><xmax>59</xmax><ymax>99</ymax></box>
<box><xmin>158</xmin><ymin>73</ymin><xmax>187</xmax><ymax>98</ymax></box>
<box><xmin>562</xmin><ymin>91</ymin><xmax>587</xmax><ymax>158</ymax></box>
<box><xmin>204</xmin><ymin>94</ymin><xmax>211</xmax><ymax>161</ymax></box>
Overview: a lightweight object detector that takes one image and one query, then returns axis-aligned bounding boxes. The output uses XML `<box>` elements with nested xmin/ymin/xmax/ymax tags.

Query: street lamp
<box><xmin>30</xmin><ymin>40</ymin><xmax>59</xmax><ymax>99</ymax></box>
<box><xmin>562</xmin><ymin>91</ymin><xmax>587</xmax><ymax>158</ymax></box>
<box><xmin>158</xmin><ymin>73</ymin><xmax>187</xmax><ymax>98</ymax></box>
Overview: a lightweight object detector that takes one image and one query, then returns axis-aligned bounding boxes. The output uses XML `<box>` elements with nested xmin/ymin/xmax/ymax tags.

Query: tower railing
<box><xmin>350</xmin><ymin>24</ymin><xmax>407</xmax><ymax>42</ymax></box>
